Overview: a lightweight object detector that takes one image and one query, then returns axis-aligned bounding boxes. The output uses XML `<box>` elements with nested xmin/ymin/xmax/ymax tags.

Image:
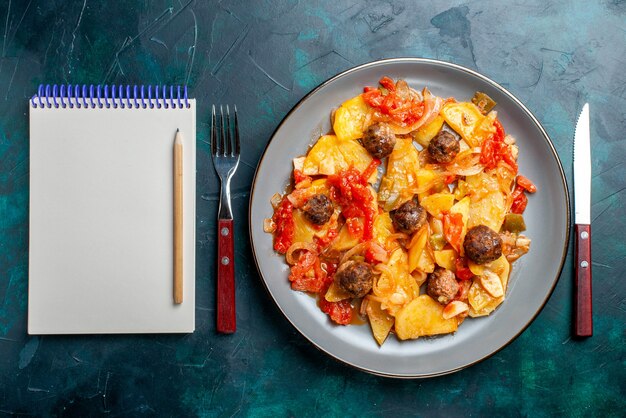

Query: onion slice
<box><xmin>446</xmin><ymin>147</ymin><xmax>484</xmax><ymax>176</ymax></box>
<box><xmin>285</xmin><ymin>242</ymin><xmax>318</xmax><ymax>265</ymax></box>
<box><xmin>386</xmin><ymin>232</ymin><xmax>409</xmax><ymax>242</ymax></box>
<box><xmin>367</xmin><ymin>241</ymin><xmax>389</xmax><ymax>263</ymax></box>
<box><xmin>374</xmin><ymin>263</ymin><xmax>393</xmax><ymax>277</ymax></box>
<box><xmin>339</xmin><ymin>242</ymin><xmax>368</xmax><ymax>266</ymax></box>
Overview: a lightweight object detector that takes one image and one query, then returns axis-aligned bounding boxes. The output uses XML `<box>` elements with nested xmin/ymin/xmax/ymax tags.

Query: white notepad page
<box><xmin>29</xmin><ymin>99</ymin><xmax>196</xmax><ymax>334</ymax></box>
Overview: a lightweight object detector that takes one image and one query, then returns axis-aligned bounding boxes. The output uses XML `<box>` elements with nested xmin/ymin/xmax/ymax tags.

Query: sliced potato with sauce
<box><xmin>421</xmin><ymin>192</ymin><xmax>455</xmax><ymax>218</ymax></box>
<box><xmin>416</xmin><ymin>247</ymin><xmax>436</xmax><ymax>273</ymax></box>
<box><xmin>468</xmin><ymin>256</ymin><xmax>511</xmax><ymax>316</ymax></box>
<box><xmin>466</xmin><ymin>172</ymin><xmax>500</xmax><ymax>195</ymax></box>
<box><xmin>468</xmin><ymin>280</ymin><xmax>496</xmax><ymax>313</ymax></box>
<box><xmin>471</xmin><ymin>110</ymin><xmax>497</xmax><ymax>145</ymax></box>
<box><xmin>468</xmin><ymin>255</ymin><xmax>509</xmax><ymax>281</ymax></box>
<box><xmin>412</xmin><ymin>270</ymin><xmax>428</xmax><ymax>287</ymax></box>
<box><xmin>413</xmin><ymin>114</ymin><xmax>445</xmax><ymax>147</ymax></box>
<box><xmin>302</xmin><ymin>135</ymin><xmax>343</xmax><ymax>176</ymax></box>
<box><xmin>441</xmin><ymin>102</ymin><xmax>484</xmax><ymax>147</ymax></box>
<box><xmin>468</xmin><ymin>290</ymin><xmax>503</xmax><ymax>317</ymax></box>
<box><xmin>331</xmin><ymin>219</ymin><xmax>362</xmax><ymax>251</ymax></box>
<box><xmin>333</xmin><ymin>95</ymin><xmax>370</xmax><ymax>142</ymax></box>
<box><xmin>373</xmin><ymin>212</ymin><xmax>395</xmax><ymax>249</ymax></box>
<box><xmin>395</xmin><ymin>295</ymin><xmax>459</xmax><ymax>340</ymax></box>
<box><xmin>434</xmin><ymin>249</ymin><xmax>458</xmax><ymax>271</ymax></box>
<box><xmin>325</xmin><ymin>281</ymin><xmax>351</xmax><ymax>302</ymax></box>
<box><xmin>303</xmin><ymin>135</ymin><xmax>376</xmax><ymax>182</ymax></box>
<box><xmin>366</xmin><ymin>299</ymin><xmax>395</xmax><ymax>346</ymax></box>
<box><xmin>408</xmin><ymin>227</ymin><xmax>428</xmax><ymax>273</ymax></box>
<box><xmin>494</xmin><ymin>255</ymin><xmax>511</xmax><ymax>291</ymax></box>
<box><xmin>468</xmin><ymin>191</ymin><xmax>506</xmax><ymax>232</ymax></box>
<box><xmin>378</xmin><ymin>137</ymin><xmax>420</xmax><ymax>211</ymax></box>
<box><xmin>292</xmin><ymin>210</ymin><xmax>317</xmax><ymax>244</ymax></box>
<box><xmin>389</xmin><ymin>248</ymin><xmax>419</xmax><ymax>300</ymax></box>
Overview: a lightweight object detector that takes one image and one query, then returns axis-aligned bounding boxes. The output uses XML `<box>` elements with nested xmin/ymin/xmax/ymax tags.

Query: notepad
<box><xmin>28</xmin><ymin>85</ymin><xmax>196</xmax><ymax>334</ymax></box>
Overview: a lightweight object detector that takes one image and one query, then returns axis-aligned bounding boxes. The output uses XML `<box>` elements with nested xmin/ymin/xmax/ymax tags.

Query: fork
<box><xmin>211</xmin><ymin>105</ymin><xmax>240</xmax><ymax>334</ymax></box>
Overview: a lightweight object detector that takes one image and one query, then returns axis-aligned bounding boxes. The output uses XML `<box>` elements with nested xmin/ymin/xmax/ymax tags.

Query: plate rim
<box><xmin>248</xmin><ymin>57</ymin><xmax>571</xmax><ymax>378</ymax></box>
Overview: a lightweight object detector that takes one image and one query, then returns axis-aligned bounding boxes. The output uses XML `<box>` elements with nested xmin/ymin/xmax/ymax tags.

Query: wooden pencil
<box><xmin>174</xmin><ymin>129</ymin><xmax>183</xmax><ymax>304</ymax></box>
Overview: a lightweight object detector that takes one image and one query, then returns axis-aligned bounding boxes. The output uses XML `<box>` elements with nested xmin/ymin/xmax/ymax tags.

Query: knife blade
<box><xmin>573</xmin><ymin>103</ymin><xmax>592</xmax><ymax>337</ymax></box>
<box><xmin>574</xmin><ymin>104</ymin><xmax>591</xmax><ymax>225</ymax></box>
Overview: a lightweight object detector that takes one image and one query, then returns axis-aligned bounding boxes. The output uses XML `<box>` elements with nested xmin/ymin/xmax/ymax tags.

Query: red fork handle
<box><xmin>574</xmin><ymin>224</ymin><xmax>592</xmax><ymax>337</ymax></box>
<box><xmin>217</xmin><ymin>219</ymin><xmax>236</xmax><ymax>333</ymax></box>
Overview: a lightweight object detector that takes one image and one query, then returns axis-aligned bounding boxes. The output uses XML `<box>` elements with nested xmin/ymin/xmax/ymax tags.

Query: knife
<box><xmin>573</xmin><ymin>103</ymin><xmax>592</xmax><ymax>337</ymax></box>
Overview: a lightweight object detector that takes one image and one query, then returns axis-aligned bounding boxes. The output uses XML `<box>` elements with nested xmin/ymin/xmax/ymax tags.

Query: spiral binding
<box><xmin>31</xmin><ymin>84</ymin><xmax>190</xmax><ymax>109</ymax></box>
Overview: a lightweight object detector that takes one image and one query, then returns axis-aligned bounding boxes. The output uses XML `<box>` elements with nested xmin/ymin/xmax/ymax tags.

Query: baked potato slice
<box><xmin>366</xmin><ymin>299</ymin><xmax>395</xmax><ymax>346</ymax></box>
<box><xmin>333</xmin><ymin>95</ymin><xmax>370</xmax><ymax>142</ymax></box>
<box><xmin>378</xmin><ymin>137</ymin><xmax>421</xmax><ymax>211</ymax></box>
<box><xmin>395</xmin><ymin>295</ymin><xmax>458</xmax><ymax>340</ymax></box>
<box><xmin>303</xmin><ymin>135</ymin><xmax>377</xmax><ymax>182</ymax></box>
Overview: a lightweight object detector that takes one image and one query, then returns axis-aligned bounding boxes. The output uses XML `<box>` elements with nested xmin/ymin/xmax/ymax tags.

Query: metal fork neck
<box><xmin>218</xmin><ymin>176</ymin><xmax>233</xmax><ymax>220</ymax></box>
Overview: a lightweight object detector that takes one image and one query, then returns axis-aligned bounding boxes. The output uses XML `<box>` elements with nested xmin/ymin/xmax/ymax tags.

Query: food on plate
<box><xmin>395</xmin><ymin>295</ymin><xmax>459</xmax><ymax>340</ymax></box>
<box><xmin>335</xmin><ymin>260</ymin><xmax>374</xmax><ymax>298</ymax></box>
<box><xmin>302</xmin><ymin>194</ymin><xmax>333</xmax><ymax>225</ymax></box>
<box><xmin>265</xmin><ymin>76</ymin><xmax>535</xmax><ymax>344</ymax></box>
<box><xmin>361</xmin><ymin>122</ymin><xmax>397</xmax><ymax>159</ymax></box>
<box><xmin>463</xmin><ymin>225</ymin><xmax>503</xmax><ymax>265</ymax></box>
<box><xmin>427</xmin><ymin>130</ymin><xmax>460</xmax><ymax>163</ymax></box>
<box><xmin>390</xmin><ymin>198</ymin><xmax>427</xmax><ymax>234</ymax></box>
<box><xmin>471</xmin><ymin>91</ymin><xmax>497</xmax><ymax>114</ymax></box>
<box><xmin>426</xmin><ymin>267</ymin><xmax>459</xmax><ymax>305</ymax></box>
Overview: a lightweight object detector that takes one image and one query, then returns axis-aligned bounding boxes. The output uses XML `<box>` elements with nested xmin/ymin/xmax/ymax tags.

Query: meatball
<box><xmin>463</xmin><ymin>225</ymin><xmax>503</xmax><ymax>264</ymax></box>
<box><xmin>426</xmin><ymin>267</ymin><xmax>459</xmax><ymax>305</ymax></box>
<box><xmin>428</xmin><ymin>130</ymin><xmax>460</xmax><ymax>163</ymax></box>
<box><xmin>361</xmin><ymin>122</ymin><xmax>396</xmax><ymax>159</ymax></box>
<box><xmin>303</xmin><ymin>194</ymin><xmax>333</xmax><ymax>225</ymax></box>
<box><xmin>335</xmin><ymin>260</ymin><xmax>373</xmax><ymax>298</ymax></box>
<box><xmin>391</xmin><ymin>199</ymin><xmax>427</xmax><ymax>234</ymax></box>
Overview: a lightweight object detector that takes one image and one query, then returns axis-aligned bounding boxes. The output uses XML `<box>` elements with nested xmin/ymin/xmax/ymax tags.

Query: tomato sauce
<box><xmin>511</xmin><ymin>185</ymin><xmax>528</xmax><ymax>214</ymax></box>
<box><xmin>362</xmin><ymin>76</ymin><xmax>425</xmax><ymax>126</ymax></box>
<box><xmin>293</xmin><ymin>169</ymin><xmax>311</xmax><ymax>184</ymax></box>
<box><xmin>517</xmin><ymin>175</ymin><xmax>537</xmax><ymax>193</ymax></box>
<box><xmin>289</xmin><ymin>251</ymin><xmax>333</xmax><ymax>294</ymax></box>
<box><xmin>314</xmin><ymin>227</ymin><xmax>338</xmax><ymax>248</ymax></box>
<box><xmin>272</xmin><ymin>197</ymin><xmax>294</xmax><ymax>254</ymax></box>
<box><xmin>327</xmin><ymin>160</ymin><xmax>380</xmax><ymax>241</ymax></box>
<box><xmin>480</xmin><ymin>119</ymin><xmax>518</xmax><ymax>172</ymax></box>
<box><xmin>454</xmin><ymin>257</ymin><xmax>474</xmax><ymax>280</ymax></box>
<box><xmin>510</xmin><ymin>175</ymin><xmax>536</xmax><ymax>214</ymax></box>
<box><xmin>319</xmin><ymin>298</ymin><xmax>353</xmax><ymax>325</ymax></box>
<box><xmin>442</xmin><ymin>212</ymin><xmax>464</xmax><ymax>252</ymax></box>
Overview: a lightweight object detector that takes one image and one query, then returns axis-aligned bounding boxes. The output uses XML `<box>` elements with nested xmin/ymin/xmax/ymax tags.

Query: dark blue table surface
<box><xmin>0</xmin><ymin>1</ymin><xmax>624</xmax><ymax>416</ymax></box>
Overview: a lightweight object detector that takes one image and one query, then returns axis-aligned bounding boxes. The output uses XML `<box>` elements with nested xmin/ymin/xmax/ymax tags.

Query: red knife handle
<box><xmin>574</xmin><ymin>224</ymin><xmax>592</xmax><ymax>337</ymax></box>
<box><xmin>217</xmin><ymin>219</ymin><xmax>236</xmax><ymax>333</ymax></box>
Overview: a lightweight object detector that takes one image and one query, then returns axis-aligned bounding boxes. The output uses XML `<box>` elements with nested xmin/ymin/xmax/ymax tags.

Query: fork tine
<box><xmin>234</xmin><ymin>105</ymin><xmax>240</xmax><ymax>156</ymax></box>
<box><xmin>211</xmin><ymin>105</ymin><xmax>217</xmax><ymax>156</ymax></box>
<box><xmin>225</xmin><ymin>105</ymin><xmax>232</xmax><ymax>156</ymax></box>
<box><xmin>219</xmin><ymin>105</ymin><xmax>226</xmax><ymax>156</ymax></box>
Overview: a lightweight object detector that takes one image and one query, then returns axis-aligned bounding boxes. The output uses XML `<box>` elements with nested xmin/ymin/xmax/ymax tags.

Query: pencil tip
<box><xmin>176</xmin><ymin>128</ymin><xmax>179</xmax><ymax>132</ymax></box>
